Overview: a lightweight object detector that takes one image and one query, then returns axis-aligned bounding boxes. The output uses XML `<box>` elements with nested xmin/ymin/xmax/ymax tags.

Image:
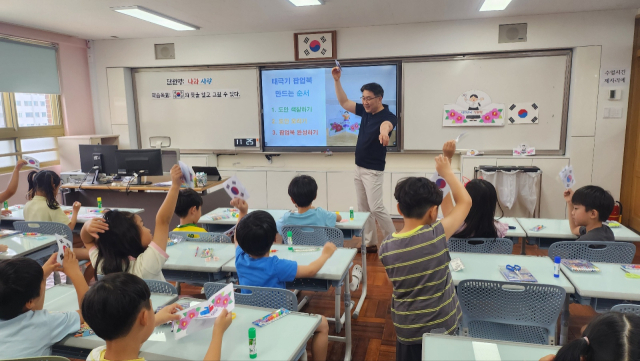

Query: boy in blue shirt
<box><xmin>231</xmin><ymin>197</ymin><xmax>336</xmax><ymax>361</ymax></box>
<box><xmin>0</xmin><ymin>249</ymin><xmax>87</xmax><ymax>357</ymax></box>
<box><xmin>276</xmin><ymin>175</ymin><xmax>342</xmax><ymax>236</ymax></box>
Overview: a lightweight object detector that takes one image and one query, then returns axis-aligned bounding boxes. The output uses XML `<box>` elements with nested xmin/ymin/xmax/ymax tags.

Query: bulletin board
<box><xmin>132</xmin><ymin>67</ymin><xmax>261</xmax><ymax>151</ymax></box>
<box><xmin>402</xmin><ymin>50</ymin><xmax>572</xmax><ymax>154</ymax></box>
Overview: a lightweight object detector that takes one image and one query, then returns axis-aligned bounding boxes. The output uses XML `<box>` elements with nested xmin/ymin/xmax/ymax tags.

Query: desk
<box><xmin>163</xmin><ymin>242</ymin><xmax>237</xmax><ymax>285</ymax></box>
<box><xmin>449</xmin><ymin>252</ymin><xmax>575</xmax><ymax>345</ymax></box>
<box><xmin>501</xmin><ymin>217</ymin><xmax>527</xmax><ymax>239</ymax></box>
<box><xmin>0</xmin><ymin>234</ymin><xmax>57</xmax><ymax>263</ymax></box>
<box><xmin>200</xmin><ymin>208</ymin><xmax>371</xmax><ymax>319</ymax></box>
<box><xmin>0</xmin><ymin>206</ymin><xmax>144</xmax><ymax>230</ymax></box>
<box><xmin>222</xmin><ymin>244</ymin><xmax>357</xmax><ymax>361</ymax></box>
<box><xmin>422</xmin><ymin>334</ymin><xmax>560</xmax><ymax>361</ymax></box>
<box><xmin>60</xmin><ymin>178</ymin><xmax>229</xmax><ymax>231</ymax></box>
<box><xmin>561</xmin><ymin>262</ymin><xmax>640</xmax><ymax>311</ymax></box>
<box><xmin>516</xmin><ymin>218</ymin><xmax>640</xmax><ymax>242</ymax></box>
<box><xmin>55</xmin><ymin>303</ymin><xmax>320</xmax><ymax>361</ymax></box>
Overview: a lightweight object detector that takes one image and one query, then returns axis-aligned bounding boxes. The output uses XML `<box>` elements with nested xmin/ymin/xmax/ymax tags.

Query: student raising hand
<box><xmin>170</xmin><ymin>164</ymin><xmax>184</xmax><ymax>187</ymax></box>
<box><xmin>443</xmin><ymin>139</ymin><xmax>456</xmax><ymax>159</ymax></box>
<box><xmin>42</xmin><ymin>253</ymin><xmax>62</xmax><ymax>278</ymax></box>
<box><xmin>230</xmin><ymin>197</ymin><xmax>249</xmax><ymax>218</ymax></box>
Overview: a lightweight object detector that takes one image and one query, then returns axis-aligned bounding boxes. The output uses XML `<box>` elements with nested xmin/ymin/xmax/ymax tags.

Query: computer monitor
<box><xmin>79</xmin><ymin>144</ymin><xmax>118</xmax><ymax>184</ymax></box>
<box><xmin>115</xmin><ymin>149</ymin><xmax>164</xmax><ymax>185</ymax></box>
<box><xmin>161</xmin><ymin>148</ymin><xmax>180</xmax><ymax>174</ymax></box>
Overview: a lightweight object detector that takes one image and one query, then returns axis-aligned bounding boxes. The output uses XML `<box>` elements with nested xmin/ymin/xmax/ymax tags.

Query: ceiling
<box><xmin>1</xmin><ymin>0</ymin><xmax>639</xmax><ymax>40</ymax></box>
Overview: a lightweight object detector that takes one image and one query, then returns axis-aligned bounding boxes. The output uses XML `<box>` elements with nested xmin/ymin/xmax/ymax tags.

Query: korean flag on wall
<box><xmin>508</xmin><ymin>103</ymin><xmax>539</xmax><ymax>124</ymax></box>
<box><xmin>297</xmin><ymin>32</ymin><xmax>334</xmax><ymax>60</ymax></box>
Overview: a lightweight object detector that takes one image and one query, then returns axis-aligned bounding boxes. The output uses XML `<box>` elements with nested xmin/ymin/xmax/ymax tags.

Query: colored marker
<box><xmin>195</xmin><ymin>247</ymin><xmax>199</xmax><ymax>257</ymax></box>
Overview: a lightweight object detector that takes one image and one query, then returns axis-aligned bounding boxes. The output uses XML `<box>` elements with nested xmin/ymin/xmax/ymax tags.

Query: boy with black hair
<box><xmin>563</xmin><ymin>185</ymin><xmax>615</xmax><ymax>242</ymax></box>
<box><xmin>379</xmin><ymin>149</ymin><xmax>472</xmax><ymax>361</ymax></box>
<box><xmin>173</xmin><ymin>188</ymin><xmax>207</xmax><ymax>233</ymax></box>
<box><xmin>230</xmin><ymin>197</ymin><xmax>335</xmax><ymax>361</ymax></box>
<box><xmin>0</xmin><ymin>249</ymin><xmax>87</xmax><ymax>357</ymax></box>
<box><xmin>275</xmin><ymin>175</ymin><xmax>342</xmax><ymax>235</ymax></box>
<box><xmin>84</xmin><ymin>272</ymin><xmax>232</xmax><ymax>361</ymax></box>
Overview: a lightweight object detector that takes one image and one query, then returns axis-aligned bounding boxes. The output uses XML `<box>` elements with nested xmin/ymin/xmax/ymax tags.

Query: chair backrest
<box><xmin>144</xmin><ymin>279</ymin><xmax>178</xmax><ymax>295</ymax></box>
<box><xmin>458</xmin><ymin>280</ymin><xmax>566</xmax><ymax>345</ymax></box>
<box><xmin>14</xmin><ymin>357</ymin><xmax>71</xmax><ymax>361</ymax></box>
<box><xmin>611</xmin><ymin>304</ymin><xmax>640</xmax><ymax>316</ymax></box>
<box><xmin>13</xmin><ymin>221</ymin><xmax>73</xmax><ymax>241</ymax></box>
<box><xmin>448</xmin><ymin>238</ymin><xmax>513</xmax><ymax>254</ymax></box>
<box><xmin>169</xmin><ymin>231</ymin><xmax>231</xmax><ymax>243</ymax></box>
<box><xmin>280</xmin><ymin>225</ymin><xmax>344</xmax><ymax>247</ymax></box>
<box><xmin>204</xmin><ymin>282</ymin><xmax>298</xmax><ymax>311</ymax></box>
<box><xmin>548</xmin><ymin>241</ymin><xmax>636</xmax><ymax>264</ymax></box>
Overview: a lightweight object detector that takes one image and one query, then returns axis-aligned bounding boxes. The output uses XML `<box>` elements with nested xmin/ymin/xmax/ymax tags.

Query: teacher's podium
<box><xmin>61</xmin><ymin>178</ymin><xmax>229</xmax><ymax>231</ymax></box>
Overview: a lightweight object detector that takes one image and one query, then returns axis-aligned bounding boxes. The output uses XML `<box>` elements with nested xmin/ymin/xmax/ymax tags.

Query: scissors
<box><xmin>506</xmin><ymin>264</ymin><xmax>522</xmax><ymax>279</ymax></box>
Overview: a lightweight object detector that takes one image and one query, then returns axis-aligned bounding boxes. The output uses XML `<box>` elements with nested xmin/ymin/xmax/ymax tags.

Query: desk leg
<box><xmin>520</xmin><ymin>236</ymin><xmax>527</xmax><ymax>255</ymax></box>
<box><xmin>560</xmin><ymin>296</ymin><xmax>570</xmax><ymax>346</ymax></box>
<box><xmin>343</xmin><ymin>277</ymin><xmax>352</xmax><ymax>361</ymax></box>
<box><xmin>353</xmin><ymin>224</ymin><xmax>367</xmax><ymax>319</ymax></box>
<box><xmin>334</xmin><ymin>280</ymin><xmax>343</xmax><ymax>334</ymax></box>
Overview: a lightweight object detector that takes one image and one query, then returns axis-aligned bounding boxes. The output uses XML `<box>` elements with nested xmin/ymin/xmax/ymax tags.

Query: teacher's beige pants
<box><xmin>354</xmin><ymin>166</ymin><xmax>396</xmax><ymax>247</ymax></box>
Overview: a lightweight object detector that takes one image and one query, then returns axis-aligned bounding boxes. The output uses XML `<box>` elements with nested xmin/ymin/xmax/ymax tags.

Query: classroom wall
<box><xmin>0</xmin><ymin>22</ymin><xmax>95</xmax><ymax>136</ymax></box>
<box><xmin>90</xmin><ymin>9</ymin><xmax>637</xmax><ymax>200</ymax></box>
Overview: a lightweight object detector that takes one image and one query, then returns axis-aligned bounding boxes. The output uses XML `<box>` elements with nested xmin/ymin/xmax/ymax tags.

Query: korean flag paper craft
<box><xmin>55</xmin><ymin>234</ymin><xmax>73</xmax><ymax>265</ymax></box>
<box><xmin>173</xmin><ymin>283</ymin><xmax>235</xmax><ymax>340</ymax></box>
<box><xmin>23</xmin><ymin>156</ymin><xmax>40</xmax><ymax>169</ymax></box>
<box><xmin>508</xmin><ymin>103</ymin><xmax>539</xmax><ymax>124</ymax></box>
<box><xmin>178</xmin><ymin>161</ymin><xmax>194</xmax><ymax>188</ymax></box>
<box><xmin>429</xmin><ymin>172</ymin><xmax>451</xmax><ymax>197</ymax></box>
<box><xmin>223</xmin><ymin>175</ymin><xmax>250</xmax><ymax>200</ymax></box>
<box><xmin>559</xmin><ymin>165</ymin><xmax>576</xmax><ymax>189</ymax></box>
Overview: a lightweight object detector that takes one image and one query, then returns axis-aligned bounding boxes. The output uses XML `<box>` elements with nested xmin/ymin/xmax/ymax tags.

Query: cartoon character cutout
<box><xmin>464</xmin><ymin>93</ymin><xmax>485</xmax><ymax>110</ymax></box>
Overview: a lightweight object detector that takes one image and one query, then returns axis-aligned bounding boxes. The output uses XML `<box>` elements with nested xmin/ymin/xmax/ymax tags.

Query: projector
<box><xmin>61</xmin><ymin>170</ymin><xmax>88</xmax><ymax>184</ymax></box>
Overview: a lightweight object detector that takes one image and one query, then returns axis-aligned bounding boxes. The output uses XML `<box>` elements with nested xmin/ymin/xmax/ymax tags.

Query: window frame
<box><xmin>0</xmin><ymin>92</ymin><xmax>64</xmax><ymax>173</ymax></box>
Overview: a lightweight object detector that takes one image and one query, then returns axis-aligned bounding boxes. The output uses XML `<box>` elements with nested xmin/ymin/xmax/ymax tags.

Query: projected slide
<box><xmin>261</xmin><ymin>65</ymin><xmax>397</xmax><ymax>148</ymax></box>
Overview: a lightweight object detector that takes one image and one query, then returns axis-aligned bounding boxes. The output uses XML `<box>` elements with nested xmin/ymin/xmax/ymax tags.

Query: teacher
<box><xmin>332</xmin><ymin>67</ymin><xmax>397</xmax><ymax>253</ymax></box>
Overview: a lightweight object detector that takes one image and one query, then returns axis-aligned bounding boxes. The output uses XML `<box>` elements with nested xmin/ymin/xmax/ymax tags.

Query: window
<box><xmin>0</xmin><ymin>92</ymin><xmax>64</xmax><ymax>172</ymax></box>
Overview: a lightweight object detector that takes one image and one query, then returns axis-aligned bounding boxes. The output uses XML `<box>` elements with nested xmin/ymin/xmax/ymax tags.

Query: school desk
<box><xmin>60</xmin><ymin>178</ymin><xmax>228</xmax><ymax>231</ymax></box>
<box><xmin>0</xmin><ymin>205</ymin><xmax>144</xmax><ymax>230</ymax></box>
<box><xmin>200</xmin><ymin>207</ymin><xmax>372</xmax><ymax>319</ymax></box>
<box><xmin>560</xmin><ymin>262</ymin><xmax>640</xmax><ymax>312</ymax></box>
<box><xmin>162</xmin><ymin>242</ymin><xmax>237</xmax><ymax>289</ymax></box>
<box><xmin>422</xmin><ymin>334</ymin><xmax>560</xmax><ymax>361</ymax></box>
<box><xmin>516</xmin><ymin>218</ymin><xmax>640</xmax><ymax>242</ymax></box>
<box><xmin>54</xmin><ymin>302</ymin><xmax>320</xmax><ymax>361</ymax></box>
<box><xmin>0</xmin><ymin>233</ymin><xmax>57</xmax><ymax>263</ymax></box>
<box><xmin>221</xmin><ymin>244</ymin><xmax>357</xmax><ymax>361</ymax></box>
<box><xmin>449</xmin><ymin>252</ymin><xmax>575</xmax><ymax>346</ymax></box>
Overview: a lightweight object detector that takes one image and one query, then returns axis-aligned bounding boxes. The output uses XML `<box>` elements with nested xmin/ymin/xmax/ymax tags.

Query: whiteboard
<box><xmin>402</xmin><ymin>52</ymin><xmax>571</xmax><ymax>153</ymax></box>
<box><xmin>133</xmin><ymin>68</ymin><xmax>260</xmax><ymax>151</ymax></box>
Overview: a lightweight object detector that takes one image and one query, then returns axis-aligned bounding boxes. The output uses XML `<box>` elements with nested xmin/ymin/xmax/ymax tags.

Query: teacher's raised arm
<box><xmin>332</xmin><ymin>67</ymin><xmax>356</xmax><ymax>114</ymax></box>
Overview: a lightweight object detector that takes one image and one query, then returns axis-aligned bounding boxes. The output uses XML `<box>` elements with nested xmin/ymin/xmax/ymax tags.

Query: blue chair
<box><xmin>168</xmin><ymin>231</ymin><xmax>231</xmax><ymax>243</ymax></box>
<box><xmin>280</xmin><ymin>225</ymin><xmax>344</xmax><ymax>247</ymax></box>
<box><xmin>448</xmin><ymin>238</ymin><xmax>513</xmax><ymax>254</ymax></box>
<box><xmin>144</xmin><ymin>279</ymin><xmax>178</xmax><ymax>295</ymax></box>
<box><xmin>458</xmin><ymin>280</ymin><xmax>566</xmax><ymax>345</ymax></box>
<box><xmin>204</xmin><ymin>282</ymin><xmax>298</xmax><ymax>311</ymax></box>
<box><xmin>611</xmin><ymin>304</ymin><xmax>640</xmax><ymax>316</ymax></box>
<box><xmin>548</xmin><ymin>241</ymin><xmax>636</xmax><ymax>264</ymax></box>
<box><xmin>14</xmin><ymin>221</ymin><xmax>78</xmax><ymax>285</ymax></box>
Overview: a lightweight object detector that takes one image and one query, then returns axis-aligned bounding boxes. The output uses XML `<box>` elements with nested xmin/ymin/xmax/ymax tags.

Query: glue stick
<box><xmin>286</xmin><ymin>231</ymin><xmax>293</xmax><ymax>246</ymax></box>
<box><xmin>349</xmin><ymin>206</ymin><xmax>354</xmax><ymax>221</ymax></box>
<box><xmin>3</xmin><ymin>201</ymin><xmax>7</xmax><ymax>210</ymax></box>
<box><xmin>97</xmin><ymin>197</ymin><xmax>102</xmax><ymax>210</ymax></box>
<box><xmin>554</xmin><ymin>256</ymin><xmax>561</xmax><ymax>278</ymax></box>
<box><xmin>248</xmin><ymin>327</ymin><xmax>257</xmax><ymax>359</ymax></box>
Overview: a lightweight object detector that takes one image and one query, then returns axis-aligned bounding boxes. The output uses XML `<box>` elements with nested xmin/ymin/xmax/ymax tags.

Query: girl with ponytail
<box><xmin>539</xmin><ymin>311</ymin><xmax>640</xmax><ymax>361</ymax></box>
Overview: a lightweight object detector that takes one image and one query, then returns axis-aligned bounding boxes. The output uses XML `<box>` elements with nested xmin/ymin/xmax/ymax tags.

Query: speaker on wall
<box><xmin>499</xmin><ymin>23</ymin><xmax>527</xmax><ymax>43</ymax></box>
<box><xmin>154</xmin><ymin>43</ymin><xmax>175</xmax><ymax>60</ymax></box>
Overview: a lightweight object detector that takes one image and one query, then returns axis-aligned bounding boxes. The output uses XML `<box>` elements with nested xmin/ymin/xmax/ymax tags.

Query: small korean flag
<box><xmin>508</xmin><ymin>103</ymin><xmax>539</xmax><ymax>124</ymax></box>
<box><xmin>297</xmin><ymin>32</ymin><xmax>334</xmax><ymax>60</ymax></box>
<box><xmin>173</xmin><ymin>90</ymin><xmax>184</xmax><ymax>99</ymax></box>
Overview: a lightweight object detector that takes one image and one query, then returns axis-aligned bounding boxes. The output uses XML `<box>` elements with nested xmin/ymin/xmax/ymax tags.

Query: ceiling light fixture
<box><xmin>479</xmin><ymin>0</ymin><xmax>512</xmax><ymax>11</ymax></box>
<box><xmin>112</xmin><ymin>6</ymin><xmax>199</xmax><ymax>31</ymax></box>
<box><xmin>287</xmin><ymin>0</ymin><xmax>324</xmax><ymax>6</ymax></box>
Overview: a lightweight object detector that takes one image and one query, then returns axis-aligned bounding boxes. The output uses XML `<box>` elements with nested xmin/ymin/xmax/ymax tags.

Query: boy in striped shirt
<box><xmin>379</xmin><ymin>148</ymin><xmax>472</xmax><ymax>361</ymax></box>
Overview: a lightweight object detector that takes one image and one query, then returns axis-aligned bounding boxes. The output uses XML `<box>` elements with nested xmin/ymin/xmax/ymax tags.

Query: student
<box><xmin>563</xmin><ymin>186</ymin><xmax>615</xmax><ymax>242</ymax></box>
<box><xmin>379</xmin><ymin>152</ymin><xmax>472</xmax><ymax>361</ymax></box>
<box><xmin>0</xmin><ymin>249</ymin><xmax>87</xmax><ymax>357</ymax></box>
<box><xmin>275</xmin><ymin>175</ymin><xmax>342</xmax><ymax>235</ymax></box>
<box><xmin>80</xmin><ymin>164</ymin><xmax>183</xmax><ymax>281</ymax></box>
<box><xmin>441</xmin><ymin>141</ymin><xmax>508</xmax><ymax>239</ymax></box>
<box><xmin>83</xmin><ymin>273</ymin><xmax>233</xmax><ymax>361</ymax></box>
<box><xmin>539</xmin><ymin>311</ymin><xmax>640</xmax><ymax>361</ymax></box>
<box><xmin>0</xmin><ymin>159</ymin><xmax>28</xmax><ymax>217</ymax></box>
<box><xmin>173</xmin><ymin>188</ymin><xmax>207</xmax><ymax>233</ymax></box>
<box><xmin>230</xmin><ymin>197</ymin><xmax>335</xmax><ymax>361</ymax></box>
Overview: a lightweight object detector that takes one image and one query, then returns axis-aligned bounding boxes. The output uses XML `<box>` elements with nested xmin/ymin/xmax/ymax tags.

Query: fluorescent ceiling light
<box><xmin>288</xmin><ymin>0</ymin><xmax>324</xmax><ymax>6</ymax></box>
<box><xmin>480</xmin><ymin>0</ymin><xmax>512</xmax><ymax>11</ymax></box>
<box><xmin>112</xmin><ymin>6</ymin><xmax>199</xmax><ymax>31</ymax></box>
